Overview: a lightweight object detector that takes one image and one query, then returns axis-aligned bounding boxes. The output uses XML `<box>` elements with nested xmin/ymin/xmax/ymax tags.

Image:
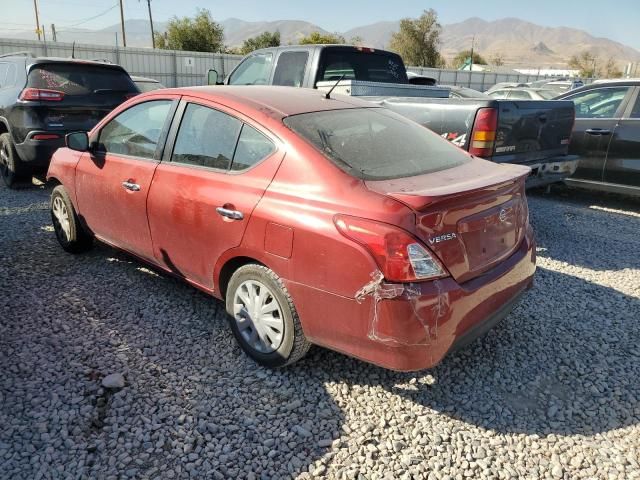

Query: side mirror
<box><xmin>207</xmin><ymin>69</ymin><xmax>219</xmax><ymax>86</ymax></box>
<box><xmin>66</xmin><ymin>132</ymin><xmax>89</xmax><ymax>152</ymax></box>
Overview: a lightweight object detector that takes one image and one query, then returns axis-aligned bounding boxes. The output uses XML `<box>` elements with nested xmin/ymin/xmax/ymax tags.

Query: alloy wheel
<box><xmin>51</xmin><ymin>196</ymin><xmax>71</xmax><ymax>241</ymax></box>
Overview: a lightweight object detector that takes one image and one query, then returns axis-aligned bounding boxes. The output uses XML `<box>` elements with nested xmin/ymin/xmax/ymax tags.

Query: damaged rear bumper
<box><xmin>522</xmin><ymin>155</ymin><xmax>579</xmax><ymax>189</ymax></box>
<box><xmin>286</xmin><ymin>227</ymin><xmax>536</xmax><ymax>371</ymax></box>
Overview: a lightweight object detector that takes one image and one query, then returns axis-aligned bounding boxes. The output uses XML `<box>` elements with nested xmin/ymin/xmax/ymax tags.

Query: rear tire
<box><xmin>50</xmin><ymin>185</ymin><xmax>93</xmax><ymax>253</ymax></box>
<box><xmin>0</xmin><ymin>133</ymin><xmax>27</xmax><ymax>189</ymax></box>
<box><xmin>225</xmin><ymin>264</ymin><xmax>311</xmax><ymax>368</ymax></box>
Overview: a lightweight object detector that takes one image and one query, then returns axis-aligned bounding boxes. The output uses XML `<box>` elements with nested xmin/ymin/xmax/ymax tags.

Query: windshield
<box><xmin>27</xmin><ymin>63</ymin><xmax>137</xmax><ymax>96</ymax></box>
<box><xmin>317</xmin><ymin>49</ymin><xmax>408</xmax><ymax>84</ymax></box>
<box><xmin>284</xmin><ymin>108</ymin><xmax>470</xmax><ymax>180</ymax></box>
<box><xmin>535</xmin><ymin>89</ymin><xmax>557</xmax><ymax>100</ymax></box>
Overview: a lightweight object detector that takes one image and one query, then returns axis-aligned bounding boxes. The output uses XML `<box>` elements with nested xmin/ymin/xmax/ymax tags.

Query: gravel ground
<box><xmin>1</xmin><ymin>182</ymin><xmax>639</xmax><ymax>480</ymax></box>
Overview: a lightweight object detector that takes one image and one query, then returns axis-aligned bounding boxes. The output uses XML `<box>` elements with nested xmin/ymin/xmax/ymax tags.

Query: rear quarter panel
<box><xmin>47</xmin><ymin>148</ymin><xmax>84</xmax><ymax>209</ymax></box>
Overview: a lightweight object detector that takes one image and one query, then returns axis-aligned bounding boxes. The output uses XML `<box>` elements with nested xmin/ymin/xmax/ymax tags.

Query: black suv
<box><xmin>0</xmin><ymin>53</ymin><xmax>139</xmax><ymax>187</ymax></box>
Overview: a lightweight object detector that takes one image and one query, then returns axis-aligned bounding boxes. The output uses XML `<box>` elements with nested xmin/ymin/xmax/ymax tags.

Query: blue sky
<box><xmin>3</xmin><ymin>0</ymin><xmax>640</xmax><ymax>49</ymax></box>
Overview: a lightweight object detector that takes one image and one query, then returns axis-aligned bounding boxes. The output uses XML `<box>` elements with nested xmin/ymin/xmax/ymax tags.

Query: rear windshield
<box><xmin>28</xmin><ymin>64</ymin><xmax>137</xmax><ymax>96</ymax></box>
<box><xmin>535</xmin><ymin>89</ymin><xmax>556</xmax><ymax>100</ymax></box>
<box><xmin>284</xmin><ymin>108</ymin><xmax>470</xmax><ymax>180</ymax></box>
<box><xmin>317</xmin><ymin>50</ymin><xmax>408</xmax><ymax>84</ymax></box>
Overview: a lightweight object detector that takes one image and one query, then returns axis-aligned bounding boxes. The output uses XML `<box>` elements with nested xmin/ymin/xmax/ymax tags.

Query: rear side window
<box><xmin>284</xmin><ymin>108</ymin><xmax>469</xmax><ymax>180</ymax></box>
<box><xmin>27</xmin><ymin>64</ymin><xmax>137</xmax><ymax>96</ymax></box>
<box><xmin>98</xmin><ymin>100</ymin><xmax>172</xmax><ymax>159</ymax></box>
<box><xmin>273</xmin><ymin>51</ymin><xmax>308</xmax><ymax>87</ymax></box>
<box><xmin>317</xmin><ymin>50</ymin><xmax>408</xmax><ymax>84</ymax></box>
<box><xmin>231</xmin><ymin>125</ymin><xmax>276</xmax><ymax>171</ymax></box>
<box><xmin>172</xmin><ymin>103</ymin><xmax>242</xmax><ymax>170</ymax></box>
<box><xmin>228</xmin><ymin>53</ymin><xmax>273</xmax><ymax>85</ymax></box>
<box><xmin>629</xmin><ymin>95</ymin><xmax>640</xmax><ymax>119</ymax></box>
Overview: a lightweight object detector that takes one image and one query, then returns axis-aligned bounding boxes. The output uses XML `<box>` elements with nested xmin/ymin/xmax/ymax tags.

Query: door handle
<box><xmin>122</xmin><ymin>180</ymin><xmax>141</xmax><ymax>192</ymax></box>
<box><xmin>216</xmin><ymin>207</ymin><xmax>244</xmax><ymax>220</ymax></box>
<box><xmin>585</xmin><ymin>128</ymin><xmax>611</xmax><ymax>135</ymax></box>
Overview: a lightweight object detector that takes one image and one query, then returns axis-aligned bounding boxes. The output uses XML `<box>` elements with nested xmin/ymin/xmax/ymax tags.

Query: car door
<box><xmin>146</xmin><ymin>98</ymin><xmax>283</xmax><ymax>289</ymax></box>
<box><xmin>562</xmin><ymin>86</ymin><xmax>633</xmax><ymax>181</ymax></box>
<box><xmin>603</xmin><ymin>87</ymin><xmax>640</xmax><ymax>187</ymax></box>
<box><xmin>75</xmin><ymin>97</ymin><xmax>178</xmax><ymax>260</ymax></box>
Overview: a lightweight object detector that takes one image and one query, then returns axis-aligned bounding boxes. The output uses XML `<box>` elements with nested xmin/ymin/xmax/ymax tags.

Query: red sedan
<box><xmin>47</xmin><ymin>86</ymin><xmax>535</xmax><ymax>371</ymax></box>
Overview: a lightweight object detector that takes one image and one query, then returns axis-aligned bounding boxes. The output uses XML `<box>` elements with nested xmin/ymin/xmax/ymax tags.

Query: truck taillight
<box><xmin>19</xmin><ymin>88</ymin><xmax>65</xmax><ymax>102</ymax></box>
<box><xmin>334</xmin><ymin>215</ymin><xmax>447</xmax><ymax>283</ymax></box>
<box><xmin>469</xmin><ymin>107</ymin><xmax>497</xmax><ymax>158</ymax></box>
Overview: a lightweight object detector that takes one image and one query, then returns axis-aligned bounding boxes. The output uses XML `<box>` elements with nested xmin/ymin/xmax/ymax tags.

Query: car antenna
<box><xmin>325</xmin><ymin>74</ymin><xmax>345</xmax><ymax>99</ymax></box>
<box><xmin>71</xmin><ymin>41</ymin><xmax>75</xmax><ymax>59</ymax></box>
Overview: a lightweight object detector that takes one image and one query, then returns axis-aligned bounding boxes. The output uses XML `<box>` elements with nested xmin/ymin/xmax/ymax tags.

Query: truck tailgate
<box><xmin>491</xmin><ymin>100</ymin><xmax>574</xmax><ymax>163</ymax></box>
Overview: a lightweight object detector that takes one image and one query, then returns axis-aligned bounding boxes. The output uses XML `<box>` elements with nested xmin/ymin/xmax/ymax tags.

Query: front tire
<box><xmin>226</xmin><ymin>264</ymin><xmax>310</xmax><ymax>368</ymax></box>
<box><xmin>0</xmin><ymin>133</ymin><xmax>27</xmax><ymax>188</ymax></box>
<box><xmin>50</xmin><ymin>185</ymin><xmax>93</xmax><ymax>253</ymax></box>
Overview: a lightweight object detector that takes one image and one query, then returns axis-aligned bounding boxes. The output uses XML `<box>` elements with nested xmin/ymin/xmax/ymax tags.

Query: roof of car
<box><xmin>555</xmin><ymin>80</ymin><xmax>640</xmax><ymax>98</ymax></box>
<box><xmin>169</xmin><ymin>85</ymin><xmax>375</xmax><ymax>117</ymax></box>
<box><xmin>23</xmin><ymin>56</ymin><xmax>128</xmax><ymax>70</ymax></box>
<box><xmin>131</xmin><ymin>75</ymin><xmax>160</xmax><ymax>83</ymax></box>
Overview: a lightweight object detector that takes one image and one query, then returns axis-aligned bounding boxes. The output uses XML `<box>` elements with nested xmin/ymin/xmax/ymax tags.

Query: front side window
<box><xmin>228</xmin><ymin>53</ymin><xmax>273</xmax><ymax>85</ymax></box>
<box><xmin>98</xmin><ymin>100</ymin><xmax>172</xmax><ymax>159</ymax></box>
<box><xmin>284</xmin><ymin>107</ymin><xmax>470</xmax><ymax>180</ymax></box>
<box><xmin>565</xmin><ymin>87</ymin><xmax>630</xmax><ymax>118</ymax></box>
<box><xmin>171</xmin><ymin>103</ymin><xmax>242</xmax><ymax>170</ymax></box>
<box><xmin>273</xmin><ymin>51</ymin><xmax>308</xmax><ymax>87</ymax></box>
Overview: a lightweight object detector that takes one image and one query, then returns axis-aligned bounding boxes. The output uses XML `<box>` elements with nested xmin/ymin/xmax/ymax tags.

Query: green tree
<box><xmin>452</xmin><ymin>50</ymin><xmax>488</xmax><ymax>69</ymax></box>
<box><xmin>238</xmin><ymin>31</ymin><xmax>280</xmax><ymax>55</ymax></box>
<box><xmin>155</xmin><ymin>9</ymin><xmax>224</xmax><ymax>52</ymax></box>
<box><xmin>388</xmin><ymin>9</ymin><xmax>444</xmax><ymax>68</ymax></box>
<box><xmin>568</xmin><ymin>51</ymin><xmax>599</xmax><ymax>77</ymax></box>
<box><xmin>299</xmin><ymin>31</ymin><xmax>346</xmax><ymax>45</ymax></box>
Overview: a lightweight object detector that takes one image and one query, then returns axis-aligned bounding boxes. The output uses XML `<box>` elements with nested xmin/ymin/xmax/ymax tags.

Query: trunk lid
<box><xmin>366</xmin><ymin>159</ymin><xmax>530</xmax><ymax>283</ymax></box>
<box><xmin>492</xmin><ymin>100</ymin><xmax>575</xmax><ymax>163</ymax></box>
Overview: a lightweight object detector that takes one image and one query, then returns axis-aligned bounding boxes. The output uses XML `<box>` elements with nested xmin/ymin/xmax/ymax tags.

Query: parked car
<box><xmin>446</xmin><ymin>85</ymin><xmax>489</xmax><ymax>99</ymax></box>
<box><xmin>131</xmin><ymin>75</ymin><xmax>164</xmax><ymax>92</ymax></box>
<box><xmin>47</xmin><ymin>86</ymin><xmax>536</xmax><ymax>371</ymax></box>
<box><xmin>555</xmin><ymin>80</ymin><xmax>640</xmax><ymax>195</ymax></box>
<box><xmin>543</xmin><ymin>79</ymin><xmax>584</xmax><ymax>96</ymax></box>
<box><xmin>488</xmin><ymin>88</ymin><xmax>557</xmax><ymax>100</ymax></box>
<box><xmin>0</xmin><ymin>52</ymin><xmax>138</xmax><ymax>187</ymax></box>
<box><xmin>484</xmin><ymin>82</ymin><xmax>528</xmax><ymax>94</ymax></box>
<box><xmin>210</xmin><ymin>45</ymin><xmax>578</xmax><ymax>188</ymax></box>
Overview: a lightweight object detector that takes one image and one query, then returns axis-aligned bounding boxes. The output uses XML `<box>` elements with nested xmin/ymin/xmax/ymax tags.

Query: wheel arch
<box><xmin>216</xmin><ymin>255</ymin><xmax>267</xmax><ymax>300</ymax></box>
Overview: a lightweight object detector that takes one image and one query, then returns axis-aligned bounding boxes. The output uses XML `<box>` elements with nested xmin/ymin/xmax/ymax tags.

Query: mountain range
<box><xmin>4</xmin><ymin>17</ymin><xmax>640</xmax><ymax>68</ymax></box>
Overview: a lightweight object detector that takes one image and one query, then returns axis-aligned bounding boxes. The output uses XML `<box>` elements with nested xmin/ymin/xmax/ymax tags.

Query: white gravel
<box><xmin>1</xmin><ymin>182</ymin><xmax>639</xmax><ymax>480</ymax></box>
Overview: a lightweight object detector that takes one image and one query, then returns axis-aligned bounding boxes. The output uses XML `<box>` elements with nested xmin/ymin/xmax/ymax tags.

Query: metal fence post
<box><xmin>173</xmin><ymin>50</ymin><xmax>178</xmax><ymax>88</ymax></box>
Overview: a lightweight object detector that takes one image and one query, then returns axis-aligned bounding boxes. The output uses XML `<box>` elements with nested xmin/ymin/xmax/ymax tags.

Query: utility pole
<box><xmin>470</xmin><ymin>35</ymin><xmax>475</xmax><ymax>73</ymax></box>
<box><xmin>143</xmin><ymin>0</ymin><xmax>155</xmax><ymax>48</ymax></box>
<box><xmin>51</xmin><ymin>24</ymin><xmax>57</xmax><ymax>42</ymax></box>
<box><xmin>33</xmin><ymin>0</ymin><xmax>41</xmax><ymax>41</ymax></box>
<box><xmin>118</xmin><ymin>0</ymin><xmax>127</xmax><ymax>47</ymax></box>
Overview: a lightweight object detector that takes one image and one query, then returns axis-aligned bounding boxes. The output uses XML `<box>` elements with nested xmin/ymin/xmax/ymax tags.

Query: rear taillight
<box><xmin>334</xmin><ymin>215</ymin><xmax>447</xmax><ymax>283</ymax></box>
<box><xmin>19</xmin><ymin>88</ymin><xmax>65</xmax><ymax>102</ymax></box>
<box><xmin>469</xmin><ymin>107</ymin><xmax>498</xmax><ymax>157</ymax></box>
<box><xmin>32</xmin><ymin>134</ymin><xmax>60</xmax><ymax>140</ymax></box>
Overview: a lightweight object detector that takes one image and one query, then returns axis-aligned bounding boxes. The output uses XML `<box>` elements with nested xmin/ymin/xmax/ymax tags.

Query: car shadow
<box><xmin>527</xmin><ymin>185</ymin><xmax>640</xmax><ymax>271</ymax></box>
<box><xmin>308</xmin><ymin>266</ymin><xmax>640</xmax><ymax>436</ymax></box>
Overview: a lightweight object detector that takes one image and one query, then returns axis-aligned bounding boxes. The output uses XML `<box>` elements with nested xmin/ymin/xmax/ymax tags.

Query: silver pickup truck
<box><xmin>209</xmin><ymin>45</ymin><xmax>577</xmax><ymax>187</ymax></box>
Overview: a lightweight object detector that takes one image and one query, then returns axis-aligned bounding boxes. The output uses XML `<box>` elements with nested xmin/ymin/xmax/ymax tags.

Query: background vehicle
<box><xmin>211</xmin><ymin>45</ymin><xmax>578</xmax><ymax>188</ymax></box>
<box><xmin>0</xmin><ymin>52</ymin><xmax>138</xmax><ymax>187</ymax></box>
<box><xmin>446</xmin><ymin>85</ymin><xmax>489</xmax><ymax>99</ymax></box>
<box><xmin>131</xmin><ymin>75</ymin><xmax>164</xmax><ymax>92</ymax></box>
<box><xmin>484</xmin><ymin>82</ymin><xmax>529</xmax><ymax>94</ymax></box>
<box><xmin>555</xmin><ymin>80</ymin><xmax>640</xmax><ymax>195</ymax></box>
<box><xmin>488</xmin><ymin>87</ymin><xmax>557</xmax><ymax>100</ymax></box>
<box><xmin>47</xmin><ymin>86</ymin><xmax>535</xmax><ymax>371</ymax></box>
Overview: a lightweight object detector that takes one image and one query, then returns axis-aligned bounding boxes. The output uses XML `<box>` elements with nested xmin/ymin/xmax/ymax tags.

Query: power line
<box><xmin>64</xmin><ymin>4</ymin><xmax>119</xmax><ymax>28</ymax></box>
